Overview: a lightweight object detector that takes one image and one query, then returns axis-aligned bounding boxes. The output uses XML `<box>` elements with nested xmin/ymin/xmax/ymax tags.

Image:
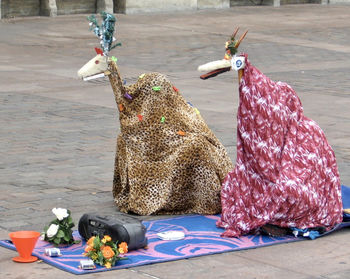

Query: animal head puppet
<box><xmin>78</xmin><ymin>12</ymin><xmax>120</xmax><ymax>80</ymax></box>
<box><xmin>78</xmin><ymin>13</ymin><xmax>233</xmax><ymax>215</ymax></box>
<box><xmin>198</xmin><ymin>28</ymin><xmax>248</xmax><ymax>81</ymax></box>
<box><xmin>198</xmin><ymin>29</ymin><xmax>342</xmax><ymax>238</ymax></box>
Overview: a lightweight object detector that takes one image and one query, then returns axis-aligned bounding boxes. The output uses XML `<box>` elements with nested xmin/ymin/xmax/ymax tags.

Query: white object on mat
<box><xmin>157</xmin><ymin>231</ymin><xmax>185</xmax><ymax>240</ymax></box>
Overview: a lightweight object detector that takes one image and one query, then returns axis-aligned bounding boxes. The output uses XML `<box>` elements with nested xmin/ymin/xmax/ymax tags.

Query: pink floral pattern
<box><xmin>217</xmin><ymin>54</ymin><xmax>343</xmax><ymax>237</ymax></box>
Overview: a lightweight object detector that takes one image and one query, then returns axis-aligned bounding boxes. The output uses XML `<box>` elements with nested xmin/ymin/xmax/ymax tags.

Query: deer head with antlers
<box><xmin>77</xmin><ymin>12</ymin><xmax>121</xmax><ymax>81</ymax></box>
<box><xmin>197</xmin><ymin>28</ymin><xmax>248</xmax><ymax>81</ymax></box>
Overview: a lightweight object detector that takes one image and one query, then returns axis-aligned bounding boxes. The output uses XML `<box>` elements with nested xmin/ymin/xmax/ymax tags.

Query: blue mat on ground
<box><xmin>1</xmin><ymin>185</ymin><xmax>350</xmax><ymax>275</ymax></box>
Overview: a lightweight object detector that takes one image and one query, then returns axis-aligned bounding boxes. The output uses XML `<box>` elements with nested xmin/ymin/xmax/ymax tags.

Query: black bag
<box><xmin>78</xmin><ymin>213</ymin><xmax>147</xmax><ymax>251</ymax></box>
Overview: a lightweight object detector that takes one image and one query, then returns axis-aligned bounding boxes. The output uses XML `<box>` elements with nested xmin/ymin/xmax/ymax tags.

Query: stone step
<box><xmin>1</xmin><ymin>0</ymin><xmax>350</xmax><ymax>19</ymax></box>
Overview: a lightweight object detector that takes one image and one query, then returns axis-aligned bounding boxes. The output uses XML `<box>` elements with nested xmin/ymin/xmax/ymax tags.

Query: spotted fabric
<box><xmin>108</xmin><ymin>62</ymin><xmax>233</xmax><ymax>215</ymax></box>
<box><xmin>217</xmin><ymin>54</ymin><xmax>343</xmax><ymax>237</ymax></box>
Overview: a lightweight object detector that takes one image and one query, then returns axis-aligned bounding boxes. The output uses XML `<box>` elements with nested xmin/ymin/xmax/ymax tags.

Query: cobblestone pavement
<box><xmin>1</xmin><ymin>4</ymin><xmax>350</xmax><ymax>279</ymax></box>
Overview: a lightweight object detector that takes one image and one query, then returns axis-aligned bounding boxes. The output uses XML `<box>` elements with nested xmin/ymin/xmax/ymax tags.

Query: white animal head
<box><xmin>198</xmin><ymin>28</ymin><xmax>248</xmax><ymax>80</ymax></box>
<box><xmin>77</xmin><ymin>54</ymin><xmax>109</xmax><ymax>80</ymax></box>
<box><xmin>197</xmin><ymin>59</ymin><xmax>231</xmax><ymax>73</ymax></box>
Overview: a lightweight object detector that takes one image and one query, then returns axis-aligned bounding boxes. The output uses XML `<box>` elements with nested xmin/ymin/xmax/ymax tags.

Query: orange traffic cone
<box><xmin>9</xmin><ymin>231</ymin><xmax>40</xmax><ymax>263</ymax></box>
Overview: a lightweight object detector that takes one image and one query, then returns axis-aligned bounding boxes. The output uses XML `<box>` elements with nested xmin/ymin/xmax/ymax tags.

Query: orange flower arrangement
<box><xmin>84</xmin><ymin>245</ymin><xmax>95</xmax><ymax>253</ymax></box>
<box><xmin>83</xmin><ymin>235</ymin><xmax>128</xmax><ymax>268</ymax></box>
<box><xmin>101</xmin><ymin>235</ymin><xmax>111</xmax><ymax>244</ymax></box>
<box><xmin>101</xmin><ymin>245</ymin><xmax>115</xmax><ymax>259</ymax></box>
<box><xmin>118</xmin><ymin>242</ymin><xmax>128</xmax><ymax>254</ymax></box>
<box><xmin>87</xmin><ymin>236</ymin><xmax>95</xmax><ymax>246</ymax></box>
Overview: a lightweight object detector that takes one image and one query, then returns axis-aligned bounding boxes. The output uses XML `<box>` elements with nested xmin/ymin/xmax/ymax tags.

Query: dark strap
<box><xmin>200</xmin><ymin>67</ymin><xmax>231</xmax><ymax>80</ymax></box>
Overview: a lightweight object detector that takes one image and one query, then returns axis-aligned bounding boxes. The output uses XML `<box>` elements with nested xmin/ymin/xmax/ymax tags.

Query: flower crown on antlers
<box><xmin>224</xmin><ymin>28</ymin><xmax>248</xmax><ymax>60</ymax></box>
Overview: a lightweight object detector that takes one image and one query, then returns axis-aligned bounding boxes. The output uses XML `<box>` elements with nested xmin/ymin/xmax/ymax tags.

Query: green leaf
<box><xmin>53</xmin><ymin>238</ymin><xmax>61</xmax><ymax>245</ymax></box>
<box><xmin>110</xmin><ymin>42</ymin><xmax>122</xmax><ymax>50</ymax></box>
<box><xmin>56</xmin><ymin>230</ymin><xmax>65</xmax><ymax>238</ymax></box>
<box><xmin>63</xmin><ymin>234</ymin><xmax>70</xmax><ymax>242</ymax></box>
<box><xmin>93</xmin><ymin>236</ymin><xmax>100</xmax><ymax>247</ymax></box>
<box><xmin>98</xmin><ymin>252</ymin><xmax>104</xmax><ymax>263</ymax></box>
<box><xmin>67</xmin><ymin>216</ymin><xmax>73</xmax><ymax>225</ymax></box>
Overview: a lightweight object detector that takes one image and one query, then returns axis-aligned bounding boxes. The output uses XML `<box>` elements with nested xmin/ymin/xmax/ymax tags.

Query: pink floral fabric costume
<box><xmin>217</xmin><ymin>54</ymin><xmax>343</xmax><ymax>237</ymax></box>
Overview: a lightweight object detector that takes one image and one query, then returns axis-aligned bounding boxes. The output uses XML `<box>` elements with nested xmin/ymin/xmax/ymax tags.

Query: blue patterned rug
<box><xmin>1</xmin><ymin>185</ymin><xmax>349</xmax><ymax>275</ymax></box>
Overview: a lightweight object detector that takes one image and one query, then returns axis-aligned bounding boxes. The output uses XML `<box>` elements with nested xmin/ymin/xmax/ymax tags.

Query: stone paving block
<box><xmin>235</xmin><ymin>230</ymin><xmax>350</xmax><ymax>277</ymax></box>
<box><xmin>133</xmin><ymin>253</ymin><xmax>312</xmax><ymax>279</ymax></box>
<box><xmin>0</xmin><ymin>220</ymin><xmax>32</xmax><ymax>230</ymax></box>
<box><xmin>324</xmin><ymin>270</ymin><xmax>350</xmax><ymax>279</ymax></box>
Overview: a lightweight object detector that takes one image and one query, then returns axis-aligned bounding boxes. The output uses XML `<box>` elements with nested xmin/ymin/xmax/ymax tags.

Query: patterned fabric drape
<box><xmin>217</xmin><ymin>54</ymin><xmax>343</xmax><ymax>237</ymax></box>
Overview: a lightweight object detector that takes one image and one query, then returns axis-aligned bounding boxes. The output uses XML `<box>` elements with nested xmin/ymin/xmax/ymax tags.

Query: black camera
<box><xmin>78</xmin><ymin>213</ymin><xmax>148</xmax><ymax>251</ymax></box>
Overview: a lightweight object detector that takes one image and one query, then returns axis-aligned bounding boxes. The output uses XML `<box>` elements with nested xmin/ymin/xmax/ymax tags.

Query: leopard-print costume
<box><xmin>108</xmin><ymin>61</ymin><xmax>233</xmax><ymax>215</ymax></box>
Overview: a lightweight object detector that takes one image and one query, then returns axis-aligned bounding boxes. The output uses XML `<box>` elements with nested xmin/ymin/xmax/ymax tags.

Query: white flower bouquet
<box><xmin>42</xmin><ymin>208</ymin><xmax>80</xmax><ymax>246</ymax></box>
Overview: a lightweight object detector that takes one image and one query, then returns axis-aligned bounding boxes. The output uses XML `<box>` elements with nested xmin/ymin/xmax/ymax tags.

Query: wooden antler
<box><xmin>232</xmin><ymin>27</ymin><xmax>239</xmax><ymax>39</ymax></box>
<box><xmin>235</xmin><ymin>30</ymin><xmax>248</xmax><ymax>49</ymax></box>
